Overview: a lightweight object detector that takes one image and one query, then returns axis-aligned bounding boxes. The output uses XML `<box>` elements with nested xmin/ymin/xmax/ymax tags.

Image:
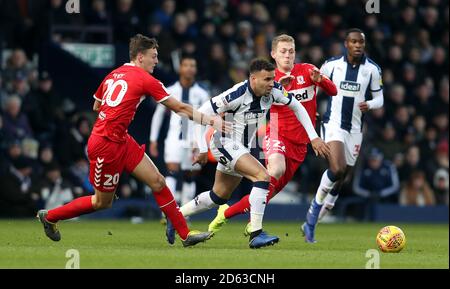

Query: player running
<box><xmin>207</xmin><ymin>34</ymin><xmax>337</xmax><ymax>236</ymax></box>
<box><xmin>37</xmin><ymin>34</ymin><xmax>231</xmax><ymax>247</ymax></box>
<box><xmin>149</xmin><ymin>54</ymin><xmax>209</xmax><ymax>216</ymax></box>
<box><xmin>302</xmin><ymin>28</ymin><xmax>384</xmax><ymax>243</ymax></box>
<box><xmin>166</xmin><ymin>58</ymin><xmax>330</xmax><ymax>248</ymax></box>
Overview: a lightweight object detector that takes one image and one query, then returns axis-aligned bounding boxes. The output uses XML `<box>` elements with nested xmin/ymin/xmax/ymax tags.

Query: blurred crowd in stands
<box><xmin>0</xmin><ymin>0</ymin><xmax>448</xmax><ymax>218</ymax></box>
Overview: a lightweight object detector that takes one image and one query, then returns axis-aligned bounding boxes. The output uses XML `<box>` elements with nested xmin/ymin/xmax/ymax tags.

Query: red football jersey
<box><xmin>269</xmin><ymin>63</ymin><xmax>336</xmax><ymax>144</ymax></box>
<box><xmin>91</xmin><ymin>63</ymin><xmax>170</xmax><ymax>143</ymax></box>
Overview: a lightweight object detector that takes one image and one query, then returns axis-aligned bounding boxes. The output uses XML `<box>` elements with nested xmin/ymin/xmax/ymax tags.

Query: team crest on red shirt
<box><xmin>297</xmin><ymin>76</ymin><xmax>305</xmax><ymax>85</ymax></box>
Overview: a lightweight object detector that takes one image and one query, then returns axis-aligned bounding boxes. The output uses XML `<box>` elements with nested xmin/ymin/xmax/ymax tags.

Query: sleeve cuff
<box><xmin>157</xmin><ymin>95</ymin><xmax>171</xmax><ymax>103</ymax></box>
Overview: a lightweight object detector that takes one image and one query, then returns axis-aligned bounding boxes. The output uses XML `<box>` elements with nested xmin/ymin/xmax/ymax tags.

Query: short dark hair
<box><xmin>129</xmin><ymin>34</ymin><xmax>158</xmax><ymax>60</ymax></box>
<box><xmin>249</xmin><ymin>58</ymin><xmax>275</xmax><ymax>74</ymax></box>
<box><xmin>180</xmin><ymin>52</ymin><xmax>196</xmax><ymax>64</ymax></box>
<box><xmin>345</xmin><ymin>28</ymin><xmax>365</xmax><ymax>39</ymax></box>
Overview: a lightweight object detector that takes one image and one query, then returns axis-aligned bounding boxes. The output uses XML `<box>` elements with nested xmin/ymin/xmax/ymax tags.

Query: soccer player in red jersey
<box><xmin>208</xmin><ymin>34</ymin><xmax>337</xmax><ymax>234</ymax></box>
<box><xmin>37</xmin><ymin>34</ymin><xmax>230</xmax><ymax>247</ymax></box>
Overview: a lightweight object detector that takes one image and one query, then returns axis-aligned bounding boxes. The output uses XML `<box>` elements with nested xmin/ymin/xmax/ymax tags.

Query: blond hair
<box><xmin>271</xmin><ymin>34</ymin><xmax>295</xmax><ymax>51</ymax></box>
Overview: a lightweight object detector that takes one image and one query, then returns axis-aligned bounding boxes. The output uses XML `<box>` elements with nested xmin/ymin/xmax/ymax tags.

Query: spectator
<box><xmin>432</xmin><ymin>78</ymin><xmax>449</xmax><ymax>116</ymax></box>
<box><xmin>425</xmin><ymin>140</ymin><xmax>449</xmax><ymax>186</ymax></box>
<box><xmin>399</xmin><ymin>145</ymin><xmax>422</xmax><ymax>181</ymax></box>
<box><xmin>68</xmin><ymin>157</ymin><xmax>94</xmax><ymax>196</ymax></box>
<box><xmin>151</xmin><ymin>0</ymin><xmax>175</xmax><ymax>30</ymax></box>
<box><xmin>353</xmin><ymin>148</ymin><xmax>400</xmax><ymax>203</ymax></box>
<box><xmin>67</xmin><ymin>116</ymin><xmax>90</xmax><ymax>163</ymax></box>
<box><xmin>1</xmin><ymin>49</ymin><xmax>32</xmax><ymax>88</ymax></box>
<box><xmin>433</xmin><ymin>169</ymin><xmax>449</xmax><ymax>205</ymax></box>
<box><xmin>113</xmin><ymin>0</ymin><xmax>140</xmax><ymax>44</ymax></box>
<box><xmin>373</xmin><ymin>122</ymin><xmax>404</xmax><ymax>162</ymax></box>
<box><xmin>427</xmin><ymin>46</ymin><xmax>448</xmax><ymax>87</ymax></box>
<box><xmin>392</xmin><ymin>106</ymin><xmax>412</xmax><ymax>141</ymax></box>
<box><xmin>86</xmin><ymin>0</ymin><xmax>110</xmax><ymax>26</ymax></box>
<box><xmin>204</xmin><ymin>0</ymin><xmax>228</xmax><ymax>25</ymax></box>
<box><xmin>0</xmin><ymin>156</ymin><xmax>38</xmax><ymax>217</ymax></box>
<box><xmin>400</xmin><ymin>170</ymin><xmax>436</xmax><ymax>206</ymax></box>
<box><xmin>2</xmin><ymin>96</ymin><xmax>33</xmax><ymax>140</ymax></box>
<box><xmin>411</xmin><ymin>115</ymin><xmax>427</xmax><ymax>143</ymax></box>
<box><xmin>37</xmin><ymin>161</ymin><xmax>75</xmax><ymax>210</ymax></box>
<box><xmin>385</xmin><ymin>83</ymin><xmax>405</xmax><ymax>116</ymax></box>
<box><xmin>8</xmin><ymin>71</ymin><xmax>30</xmax><ymax>99</ymax></box>
<box><xmin>85</xmin><ymin>0</ymin><xmax>111</xmax><ymax>43</ymax></box>
<box><xmin>0</xmin><ymin>139</ymin><xmax>23</xmax><ymax>176</ymax></box>
<box><xmin>22</xmin><ymin>72</ymin><xmax>62</xmax><ymax>140</ymax></box>
<box><xmin>432</xmin><ymin>112</ymin><xmax>449</xmax><ymax>140</ymax></box>
<box><xmin>419</xmin><ymin>124</ymin><xmax>439</xmax><ymax>160</ymax></box>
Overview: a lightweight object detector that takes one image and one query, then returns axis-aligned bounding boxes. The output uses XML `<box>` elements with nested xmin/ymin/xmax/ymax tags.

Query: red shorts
<box><xmin>87</xmin><ymin>134</ymin><xmax>145</xmax><ymax>192</ymax></box>
<box><xmin>264</xmin><ymin>135</ymin><xmax>308</xmax><ymax>194</ymax></box>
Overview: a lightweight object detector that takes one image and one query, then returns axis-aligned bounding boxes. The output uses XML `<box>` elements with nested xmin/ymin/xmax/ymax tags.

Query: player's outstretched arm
<box><xmin>161</xmin><ymin>97</ymin><xmax>232</xmax><ymax>133</ymax></box>
<box><xmin>283</xmin><ymin>95</ymin><xmax>330</xmax><ymax>158</ymax></box>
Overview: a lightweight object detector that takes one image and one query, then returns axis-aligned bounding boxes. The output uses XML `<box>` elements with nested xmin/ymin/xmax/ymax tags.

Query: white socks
<box><xmin>249</xmin><ymin>182</ymin><xmax>270</xmax><ymax>232</ymax></box>
<box><xmin>180</xmin><ymin>190</ymin><xmax>225</xmax><ymax>217</ymax></box>
<box><xmin>315</xmin><ymin>170</ymin><xmax>336</xmax><ymax>205</ymax></box>
<box><xmin>318</xmin><ymin>193</ymin><xmax>339</xmax><ymax>220</ymax></box>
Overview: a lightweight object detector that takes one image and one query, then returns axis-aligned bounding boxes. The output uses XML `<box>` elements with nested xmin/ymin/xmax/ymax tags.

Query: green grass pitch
<box><xmin>0</xmin><ymin>219</ymin><xmax>447</xmax><ymax>269</ymax></box>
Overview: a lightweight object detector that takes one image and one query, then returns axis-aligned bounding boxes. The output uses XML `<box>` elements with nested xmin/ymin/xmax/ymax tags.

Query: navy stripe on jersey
<box><xmin>243</xmin><ymin>124</ymin><xmax>249</xmax><ymax>148</ymax></box>
<box><xmin>285</xmin><ymin>93</ymin><xmax>293</xmax><ymax>105</ymax></box>
<box><xmin>325</xmin><ymin>56</ymin><xmax>342</xmax><ymax>64</ymax></box>
<box><xmin>321</xmin><ymin>122</ymin><xmax>326</xmax><ymax>142</ymax></box>
<box><xmin>341</xmin><ymin>96</ymin><xmax>354</xmax><ymax>131</ymax></box>
<box><xmin>323</xmin><ymin>67</ymin><xmax>335</xmax><ymax>123</ymax></box>
<box><xmin>273</xmin><ymin>82</ymin><xmax>283</xmax><ymax>91</ymax></box>
<box><xmin>179</xmin><ymin>87</ymin><xmax>190</xmax><ymax>140</ymax></box>
<box><xmin>360</xmin><ymin>74</ymin><xmax>372</xmax><ymax>132</ymax></box>
<box><xmin>365</xmin><ymin>74</ymin><xmax>372</xmax><ymax>102</ymax></box>
<box><xmin>249</xmin><ymin>95</ymin><xmax>262</xmax><ymax>112</ymax></box>
<box><xmin>210</xmin><ymin>99</ymin><xmax>218</xmax><ymax>113</ymax></box>
<box><xmin>345</xmin><ymin>62</ymin><xmax>360</xmax><ymax>82</ymax></box>
<box><xmin>341</xmin><ymin>62</ymin><xmax>360</xmax><ymax>131</ymax></box>
<box><xmin>225</xmin><ymin>82</ymin><xmax>247</xmax><ymax>103</ymax></box>
<box><xmin>213</xmin><ymin>132</ymin><xmax>233</xmax><ymax>161</ymax></box>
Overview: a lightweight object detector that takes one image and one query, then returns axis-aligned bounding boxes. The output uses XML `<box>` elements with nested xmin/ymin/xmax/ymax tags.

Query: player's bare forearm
<box><xmin>93</xmin><ymin>100</ymin><xmax>101</xmax><ymax>112</ymax></box>
<box><xmin>162</xmin><ymin>97</ymin><xmax>232</xmax><ymax>133</ymax></box>
<box><xmin>161</xmin><ymin>97</ymin><xmax>194</xmax><ymax>120</ymax></box>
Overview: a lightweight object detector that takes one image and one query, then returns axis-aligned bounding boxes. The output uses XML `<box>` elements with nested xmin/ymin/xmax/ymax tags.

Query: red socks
<box><xmin>224</xmin><ymin>177</ymin><xmax>278</xmax><ymax>219</ymax></box>
<box><xmin>46</xmin><ymin>186</ymin><xmax>189</xmax><ymax>240</ymax></box>
<box><xmin>46</xmin><ymin>196</ymin><xmax>95</xmax><ymax>223</ymax></box>
<box><xmin>153</xmin><ymin>186</ymin><xmax>189</xmax><ymax>240</ymax></box>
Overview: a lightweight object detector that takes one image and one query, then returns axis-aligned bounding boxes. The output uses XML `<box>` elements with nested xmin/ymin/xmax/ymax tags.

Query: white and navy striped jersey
<box><xmin>150</xmin><ymin>81</ymin><xmax>209</xmax><ymax>146</ymax></box>
<box><xmin>196</xmin><ymin>80</ymin><xmax>318</xmax><ymax>153</ymax></box>
<box><xmin>321</xmin><ymin>54</ymin><xmax>384</xmax><ymax>133</ymax></box>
